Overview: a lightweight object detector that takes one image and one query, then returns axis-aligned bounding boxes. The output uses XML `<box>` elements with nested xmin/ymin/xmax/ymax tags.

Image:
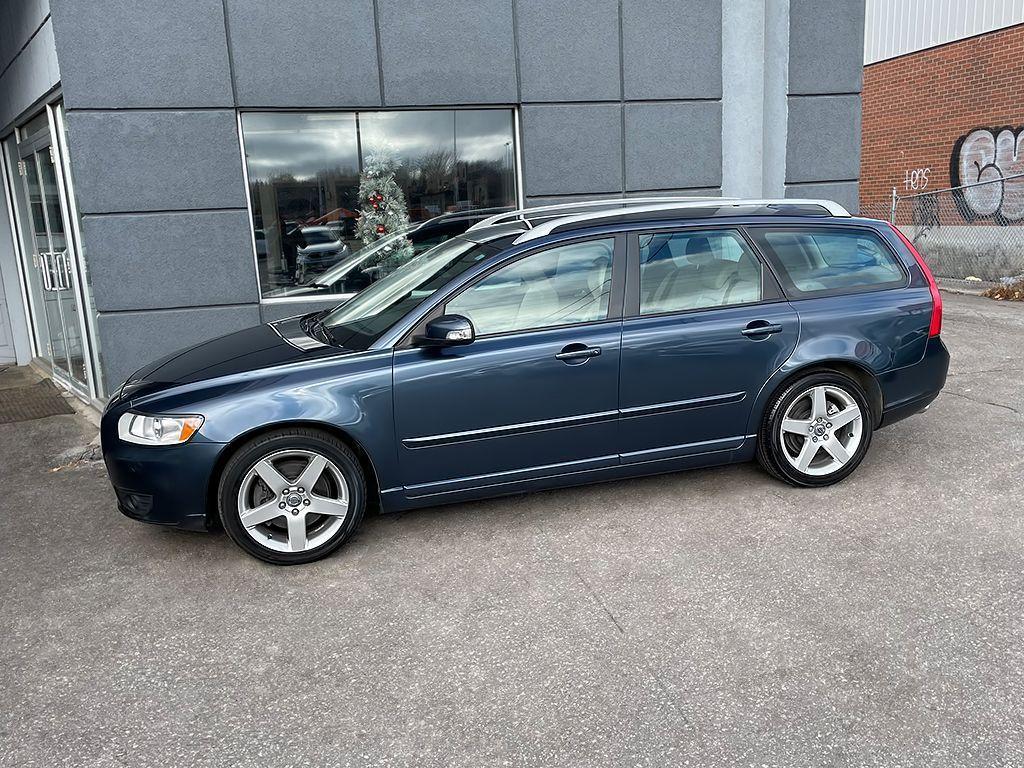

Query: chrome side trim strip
<box><xmin>404</xmin><ymin>391</ymin><xmax>746</xmax><ymax>449</ymax></box>
<box><xmin>620</xmin><ymin>391</ymin><xmax>746</xmax><ymax>418</ymax></box>
<box><xmin>404</xmin><ymin>409</ymin><xmax>619</xmax><ymax>449</ymax></box>
<box><xmin>619</xmin><ymin>435</ymin><xmax>746</xmax><ymax>461</ymax></box>
<box><xmin>404</xmin><ymin>454</ymin><xmax>618</xmax><ymax>497</ymax></box>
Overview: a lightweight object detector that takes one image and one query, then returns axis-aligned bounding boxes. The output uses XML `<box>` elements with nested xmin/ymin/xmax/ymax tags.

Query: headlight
<box><xmin>117</xmin><ymin>412</ymin><xmax>204</xmax><ymax>445</ymax></box>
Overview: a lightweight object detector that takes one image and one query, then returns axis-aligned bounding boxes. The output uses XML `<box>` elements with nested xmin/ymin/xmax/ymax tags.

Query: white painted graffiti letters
<box><xmin>952</xmin><ymin>127</ymin><xmax>1024</xmax><ymax>221</ymax></box>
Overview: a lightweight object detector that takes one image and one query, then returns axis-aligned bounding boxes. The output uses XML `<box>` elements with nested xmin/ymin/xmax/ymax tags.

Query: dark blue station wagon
<box><xmin>101</xmin><ymin>199</ymin><xmax>949</xmax><ymax>564</ymax></box>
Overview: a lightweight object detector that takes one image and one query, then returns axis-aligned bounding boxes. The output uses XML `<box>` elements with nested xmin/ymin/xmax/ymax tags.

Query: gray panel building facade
<box><xmin>0</xmin><ymin>0</ymin><xmax>864</xmax><ymax>401</ymax></box>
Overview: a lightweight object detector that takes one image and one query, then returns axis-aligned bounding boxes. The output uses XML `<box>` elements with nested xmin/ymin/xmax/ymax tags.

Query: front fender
<box><xmin>128</xmin><ymin>350</ymin><xmax>400</xmax><ymax>492</ymax></box>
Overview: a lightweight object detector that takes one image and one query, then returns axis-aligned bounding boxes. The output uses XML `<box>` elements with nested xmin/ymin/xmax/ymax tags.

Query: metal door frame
<box><xmin>3</xmin><ymin>101</ymin><xmax>99</xmax><ymax>400</ymax></box>
<box><xmin>18</xmin><ymin>125</ymin><xmax>83</xmax><ymax>394</ymax></box>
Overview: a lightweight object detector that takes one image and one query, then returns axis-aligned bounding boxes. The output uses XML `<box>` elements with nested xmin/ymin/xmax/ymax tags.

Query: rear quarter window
<box><xmin>750</xmin><ymin>227</ymin><xmax>906</xmax><ymax>297</ymax></box>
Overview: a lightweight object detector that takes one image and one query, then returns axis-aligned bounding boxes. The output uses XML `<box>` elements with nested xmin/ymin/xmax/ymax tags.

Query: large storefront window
<box><xmin>241</xmin><ymin>109</ymin><xmax>517</xmax><ymax>300</ymax></box>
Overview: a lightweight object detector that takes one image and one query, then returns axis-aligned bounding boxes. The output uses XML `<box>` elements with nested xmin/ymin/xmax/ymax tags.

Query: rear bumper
<box><xmin>878</xmin><ymin>336</ymin><xmax>950</xmax><ymax>428</ymax></box>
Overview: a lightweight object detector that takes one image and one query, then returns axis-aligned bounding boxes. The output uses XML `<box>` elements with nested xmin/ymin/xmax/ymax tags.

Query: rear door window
<box><xmin>750</xmin><ymin>227</ymin><xmax>905</xmax><ymax>297</ymax></box>
<box><xmin>638</xmin><ymin>229</ymin><xmax>762</xmax><ymax>315</ymax></box>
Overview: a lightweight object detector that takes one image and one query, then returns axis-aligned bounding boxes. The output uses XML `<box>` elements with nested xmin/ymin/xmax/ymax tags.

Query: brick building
<box><xmin>861</xmin><ymin>2</ymin><xmax>1024</xmax><ymax>212</ymax></box>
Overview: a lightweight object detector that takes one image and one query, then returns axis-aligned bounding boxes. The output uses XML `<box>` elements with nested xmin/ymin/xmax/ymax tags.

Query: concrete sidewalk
<box><xmin>1</xmin><ymin>292</ymin><xmax>1022</xmax><ymax>767</ymax></box>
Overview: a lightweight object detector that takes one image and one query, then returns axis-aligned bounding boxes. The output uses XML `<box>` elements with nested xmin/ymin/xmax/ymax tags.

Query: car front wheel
<box><xmin>217</xmin><ymin>428</ymin><xmax>366</xmax><ymax>564</ymax></box>
<box><xmin>757</xmin><ymin>371</ymin><xmax>873</xmax><ymax>487</ymax></box>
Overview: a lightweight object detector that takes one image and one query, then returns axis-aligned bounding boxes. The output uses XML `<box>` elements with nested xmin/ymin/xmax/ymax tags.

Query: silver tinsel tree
<box><xmin>356</xmin><ymin>147</ymin><xmax>414</xmax><ymax>274</ymax></box>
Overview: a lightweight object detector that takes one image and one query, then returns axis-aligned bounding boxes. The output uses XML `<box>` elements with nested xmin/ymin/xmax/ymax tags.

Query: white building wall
<box><xmin>865</xmin><ymin>0</ymin><xmax>1024</xmax><ymax>64</ymax></box>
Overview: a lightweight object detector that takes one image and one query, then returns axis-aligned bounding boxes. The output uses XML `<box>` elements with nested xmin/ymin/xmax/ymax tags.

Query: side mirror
<box><xmin>416</xmin><ymin>314</ymin><xmax>475</xmax><ymax>347</ymax></box>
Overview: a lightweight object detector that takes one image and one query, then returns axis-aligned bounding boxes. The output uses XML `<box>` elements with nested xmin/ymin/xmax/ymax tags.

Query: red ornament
<box><xmin>376</xmin><ymin>224</ymin><xmax>386</xmax><ymax>233</ymax></box>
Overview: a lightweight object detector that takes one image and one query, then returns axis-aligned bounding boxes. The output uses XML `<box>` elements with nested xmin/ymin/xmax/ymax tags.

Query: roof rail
<box><xmin>467</xmin><ymin>196</ymin><xmax>731</xmax><ymax>231</ymax></box>
<box><xmin>511</xmin><ymin>198</ymin><xmax>852</xmax><ymax>244</ymax></box>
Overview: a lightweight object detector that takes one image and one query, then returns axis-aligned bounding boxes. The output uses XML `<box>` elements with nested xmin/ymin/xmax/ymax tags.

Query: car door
<box><xmin>618</xmin><ymin>226</ymin><xmax>799</xmax><ymax>462</ymax></box>
<box><xmin>392</xmin><ymin>235</ymin><xmax>625</xmax><ymax>498</ymax></box>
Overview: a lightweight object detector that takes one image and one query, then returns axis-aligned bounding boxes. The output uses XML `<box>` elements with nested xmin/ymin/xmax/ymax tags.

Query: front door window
<box><xmin>446</xmin><ymin>238</ymin><xmax>615</xmax><ymax>334</ymax></box>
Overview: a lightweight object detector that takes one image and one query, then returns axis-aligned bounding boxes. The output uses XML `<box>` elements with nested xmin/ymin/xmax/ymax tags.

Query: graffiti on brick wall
<box><xmin>952</xmin><ymin>127</ymin><xmax>1024</xmax><ymax>222</ymax></box>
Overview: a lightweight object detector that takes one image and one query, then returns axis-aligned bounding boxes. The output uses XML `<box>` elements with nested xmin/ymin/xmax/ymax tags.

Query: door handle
<box><xmin>55</xmin><ymin>251</ymin><xmax>71</xmax><ymax>290</ymax></box>
<box><xmin>38</xmin><ymin>253</ymin><xmax>54</xmax><ymax>291</ymax></box>
<box><xmin>741</xmin><ymin>321</ymin><xmax>783</xmax><ymax>338</ymax></box>
<box><xmin>555</xmin><ymin>344</ymin><xmax>602</xmax><ymax>363</ymax></box>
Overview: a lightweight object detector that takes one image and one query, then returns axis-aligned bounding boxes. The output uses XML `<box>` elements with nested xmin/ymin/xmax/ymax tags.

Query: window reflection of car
<box><xmin>295</xmin><ymin>226</ymin><xmax>351</xmax><ymax>282</ymax></box>
<box><xmin>266</xmin><ymin>208</ymin><xmax>512</xmax><ymax>299</ymax></box>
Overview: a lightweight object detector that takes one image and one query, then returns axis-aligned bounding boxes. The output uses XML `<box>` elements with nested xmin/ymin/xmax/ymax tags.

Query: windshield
<box><xmin>320</xmin><ymin>236</ymin><xmax>496</xmax><ymax>349</ymax></box>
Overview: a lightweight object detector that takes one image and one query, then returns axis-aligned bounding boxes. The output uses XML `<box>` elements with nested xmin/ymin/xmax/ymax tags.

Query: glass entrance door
<box><xmin>8</xmin><ymin>122</ymin><xmax>91</xmax><ymax>395</ymax></box>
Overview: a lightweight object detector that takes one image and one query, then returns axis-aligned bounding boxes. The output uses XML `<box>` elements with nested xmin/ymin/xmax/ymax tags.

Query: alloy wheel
<box><xmin>778</xmin><ymin>384</ymin><xmax>864</xmax><ymax>477</ymax></box>
<box><xmin>236</xmin><ymin>449</ymin><xmax>350</xmax><ymax>553</ymax></box>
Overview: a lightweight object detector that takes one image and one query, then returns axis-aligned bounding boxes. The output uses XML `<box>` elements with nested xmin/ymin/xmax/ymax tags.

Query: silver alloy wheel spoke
<box><xmin>811</xmin><ymin>386</ymin><xmax>828</xmax><ymax>420</ymax></box>
<box><xmin>829</xmin><ymin>405</ymin><xmax>859</xmax><ymax>429</ymax></box>
<box><xmin>822</xmin><ymin>438</ymin><xmax>851</xmax><ymax>464</ymax></box>
<box><xmin>240</xmin><ymin>499</ymin><xmax>283</xmax><ymax>528</ymax></box>
<box><xmin>782</xmin><ymin>418</ymin><xmax>811</xmax><ymax>435</ymax></box>
<box><xmin>286</xmin><ymin>513</ymin><xmax>307</xmax><ymax>552</ymax></box>
<box><xmin>296</xmin><ymin>454</ymin><xmax>328</xmax><ymax>492</ymax></box>
<box><xmin>308</xmin><ymin>494</ymin><xmax>349</xmax><ymax>518</ymax></box>
<box><xmin>795</xmin><ymin>440</ymin><xmax>819</xmax><ymax>472</ymax></box>
<box><xmin>254</xmin><ymin>459</ymin><xmax>289</xmax><ymax>495</ymax></box>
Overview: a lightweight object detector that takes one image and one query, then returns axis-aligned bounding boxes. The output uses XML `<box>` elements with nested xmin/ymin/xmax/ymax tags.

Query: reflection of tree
<box><xmin>418</xmin><ymin>148</ymin><xmax>455</xmax><ymax>192</ymax></box>
<box><xmin>379</xmin><ymin>145</ymin><xmax>513</xmax><ymax>217</ymax></box>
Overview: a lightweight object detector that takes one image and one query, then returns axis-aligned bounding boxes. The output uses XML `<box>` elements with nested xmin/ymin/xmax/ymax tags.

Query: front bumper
<box><xmin>101</xmin><ymin>408</ymin><xmax>225</xmax><ymax>531</ymax></box>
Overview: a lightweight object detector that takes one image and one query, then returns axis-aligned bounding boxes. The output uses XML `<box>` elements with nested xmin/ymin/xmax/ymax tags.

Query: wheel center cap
<box><xmin>285</xmin><ymin>493</ymin><xmax>303</xmax><ymax>508</ymax></box>
<box><xmin>815</xmin><ymin>425</ymin><xmax>827</xmax><ymax>435</ymax></box>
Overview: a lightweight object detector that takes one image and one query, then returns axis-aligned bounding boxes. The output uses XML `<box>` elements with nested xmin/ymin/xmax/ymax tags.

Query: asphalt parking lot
<box><xmin>1</xmin><ymin>292</ymin><xmax>1022</xmax><ymax>767</ymax></box>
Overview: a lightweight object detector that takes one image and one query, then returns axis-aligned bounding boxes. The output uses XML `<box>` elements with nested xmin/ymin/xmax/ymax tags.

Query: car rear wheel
<box><xmin>217</xmin><ymin>428</ymin><xmax>366</xmax><ymax>564</ymax></box>
<box><xmin>757</xmin><ymin>371</ymin><xmax>873</xmax><ymax>487</ymax></box>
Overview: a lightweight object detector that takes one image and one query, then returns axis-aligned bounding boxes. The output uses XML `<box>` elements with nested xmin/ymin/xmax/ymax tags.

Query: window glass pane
<box><xmin>447</xmin><ymin>238</ymin><xmax>614</xmax><ymax>335</ymax></box>
<box><xmin>758</xmin><ymin>229</ymin><xmax>904</xmax><ymax>295</ymax></box>
<box><xmin>639</xmin><ymin>230</ymin><xmax>761</xmax><ymax>314</ymax></box>
<box><xmin>242</xmin><ymin>109</ymin><xmax>517</xmax><ymax>300</ymax></box>
<box><xmin>242</xmin><ymin>112</ymin><xmax>360</xmax><ymax>294</ymax></box>
<box><xmin>19</xmin><ymin>111</ymin><xmax>50</xmax><ymax>141</ymax></box>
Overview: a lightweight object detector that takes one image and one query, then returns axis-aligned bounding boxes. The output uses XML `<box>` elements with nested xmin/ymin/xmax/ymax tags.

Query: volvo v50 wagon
<box><xmin>101</xmin><ymin>199</ymin><xmax>949</xmax><ymax>564</ymax></box>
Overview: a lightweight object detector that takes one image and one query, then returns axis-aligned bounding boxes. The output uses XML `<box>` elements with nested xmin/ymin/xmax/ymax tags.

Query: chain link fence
<box><xmin>863</xmin><ymin>174</ymin><xmax>1024</xmax><ymax>287</ymax></box>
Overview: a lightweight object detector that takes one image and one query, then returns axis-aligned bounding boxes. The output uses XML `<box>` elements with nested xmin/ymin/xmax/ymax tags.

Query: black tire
<box><xmin>756</xmin><ymin>371</ymin><xmax>874</xmax><ymax>487</ymax></box>
<box><xmin>217</xmin><ymin>428</ymin><xmax>367</xmax><ymax>565</ymax></box>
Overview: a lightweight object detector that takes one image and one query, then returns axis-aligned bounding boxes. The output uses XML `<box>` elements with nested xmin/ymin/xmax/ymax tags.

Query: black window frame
<box><xmin>623</xmin><ymin>224</ymin><xmax>786</xmax><ymax>319</ymax></box>
<box><xmin>744</xmin><ymin>224</ymin><xmax>910</xmax><ymax>301</ymax></box>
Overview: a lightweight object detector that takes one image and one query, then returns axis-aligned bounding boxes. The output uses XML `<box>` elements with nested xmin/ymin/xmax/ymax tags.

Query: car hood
<box><xmin>119</xmin><ymin>317</ymin><xmax>351</xmax><ymax>397</ymax></box>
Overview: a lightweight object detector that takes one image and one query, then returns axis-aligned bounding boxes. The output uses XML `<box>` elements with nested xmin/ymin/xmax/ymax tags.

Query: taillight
<box><xmin>889</xmin><ymin>223</ymin><xmax>942</xmax><ymax>337</ymax></box>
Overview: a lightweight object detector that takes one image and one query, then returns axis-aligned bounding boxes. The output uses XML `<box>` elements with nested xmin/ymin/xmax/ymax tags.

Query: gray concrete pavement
<box><xmin>1</xmin><ymin>292</ymin><xmax>1022</xmax><ymax>767</ymax></box>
